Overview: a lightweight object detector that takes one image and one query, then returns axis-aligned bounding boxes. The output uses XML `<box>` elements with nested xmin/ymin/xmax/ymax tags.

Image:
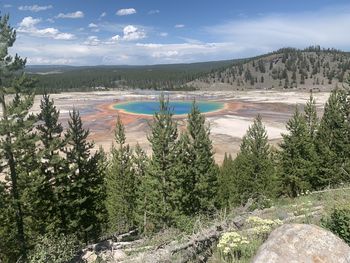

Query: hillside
<box><xmin>78</xmin><ymin>186</ymin><xmax>350</xmax><ymax>262</ymax></box>
<box><xmin>26</xmin><ymin>60</ymin><xmax>236</xmax><ymax>93</ymax></box>
<box><xmin>27</xmin><ymin>46</ymin><xmax>350</xmax><ymax>93</ymax></box>
<box><xmin>193</xmin><ymin>46</ymin><xmax>350</xmax><ymax>91</ymax></box>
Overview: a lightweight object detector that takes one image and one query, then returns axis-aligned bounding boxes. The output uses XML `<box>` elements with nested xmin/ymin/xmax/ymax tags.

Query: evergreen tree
<box><xmin>232</xmin><ymin>115</ymin><xmax>277</xmax><ymax>204</ymax></box>
<box><xmin>106</xmin><ymin>115</ymin><xmax>135</xmax><ymax>233</ymax></box>
<box><xmin>133</xmin><ymin>143</ymin><xmax>157</xmax><ymax>234</ymax></box>
<box><xmin>64</xmin><ymin>109</ymin><xmax>105</xmax><ymax>243</ymax></box>
<box><xmin>34</xmin><ymin>93</ymin><xmax>69</xmax><ymax>234</ymax></box>
<box><xmin>147</xmin><ymin>94</ymin><xmax>179</xmax><ymax>228</ymax></box>
<box><xmin>279</xmin><ymin>107</ymin><xmax>317</xmax><ymax>196</ymax></box>
<box><xmin>0</xmin><ymin>14</ymin><xmax>37</xmax><ymax>261</ymax></box>
<box><xmin>315</xmin><ymin>88</ymin><xmax>350</xmax><ymax>188</ymax></box>
<box><xmin>304</xmin><ymin>92</ymin><xmax>319</xmax><ymax>139</ymax></box>
<box><xmin>175</xmin><ymin>132</ymin><xmax>195</xmax><ymax>215</ymax></box>
<box><xmin>0</xmin><ymin>180</ymin><xmax>18</xmax><ymax>262</ymax></box>
<box><xmin>218</xmin><ymin>153</ymin><xmax>236</xmax><ymax>208</ymax></box>
<box><xmin>187</xmin><ymin>100</ymin><xmax>218</xmax><ymax>213</ymax></box>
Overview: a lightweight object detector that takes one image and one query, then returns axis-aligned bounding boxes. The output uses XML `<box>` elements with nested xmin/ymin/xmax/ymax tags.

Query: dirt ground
<box><xmin>4</xmin><ymin>90</ymin><xmax>330</xmax><ymax>164</ymax></box>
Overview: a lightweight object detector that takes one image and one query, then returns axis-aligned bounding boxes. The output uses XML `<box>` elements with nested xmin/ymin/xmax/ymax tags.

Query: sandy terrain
<box><xmin>0</xmin><ymin>90</ymin><xmax>330</xmax><ymax>163</ymax></box>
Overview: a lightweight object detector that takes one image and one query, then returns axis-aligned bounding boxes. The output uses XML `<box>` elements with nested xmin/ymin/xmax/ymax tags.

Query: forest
<box><xmin>28</xmin><ymin>46</ymin><xmax>350</xmax><ymax>93</ymax></box>
<box><xmin>197</xmin><ymin>46</ymin><xmax>350</xmax><ymax>90</ymax></box>
<box><xmin>1</xmin><ymin>14</ymin><xmax>350</xmax><ymax>262</ymax></box>
<box><xmin>26</xmin><ymin>60</ymin><xmax>235</xmax><ymax>93</ymax></box>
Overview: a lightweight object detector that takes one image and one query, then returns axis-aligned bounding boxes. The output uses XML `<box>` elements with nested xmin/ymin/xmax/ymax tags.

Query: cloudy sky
<box><xmin>2</xmin><ymin>0</ymin><xmax>350</xmax><ymax>65</ymax></box>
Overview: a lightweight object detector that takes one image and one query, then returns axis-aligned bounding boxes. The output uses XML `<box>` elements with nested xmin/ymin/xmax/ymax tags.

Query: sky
<box><xmin>1</xmin><ymin>0</ymin><xmax>350</xmax><ymax>65</ymax></box>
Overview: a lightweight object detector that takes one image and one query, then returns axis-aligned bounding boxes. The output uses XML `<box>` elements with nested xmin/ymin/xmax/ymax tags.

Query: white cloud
<box><xmin>122</xmin><ymin>25</ymin><xmax>146</xmax><ymax>41</ymax></box>
<box><xmin>27</xmin><ymin>57</ymin><xmax>75</xmax><ymax>65</ymax></box>
<box><xmin>160</xmin><ymin>32</ymin><xmax>168</xmax><ymax>37</ymax></box>
<box><xmin>152</xmin><ymin>50</ymin><xmax>178</xmax><ymax>58</ymax></box>
<box><xmin>3</xmin><ymin>4</ymin><xmax>12</xmax><ymax>8</ymax></box>
<box><xmin>99</xmin><ymin>12</ymin><xmax>107</xmax><ymax>19</ymax></box>
<box><xmin>47</xmin><ymin>18</ymin><xmax>55</xmax><ymax>23</ymax></box>
<box><xmin>148</xmin><ymin>10</ymin><xmax>160</xmax><ymax>15</ymax></box>
<box><xmin>18</xmin><ymin>16</ymin><xmax>75</xmax><ymax>40</ymax></box>
<box><xmin>84</xmin><ymin>36</ymin><xmax>101</xmax><ymax>46</ymax></box>
<box><xmin>19</xmin><ymin>5</ymin><xmax>53</xmax><ymax>12</ymax></box>
<box><xmin>175</xmin><ymin>24</ymin><xmax>185</xmax><ymax>28</ymax></box>
<box><xmin>111</xmin><ymin>35</ymin><xmax>121</xmax><ymax>42</ymax></box>
<box><xmin>14</xmin><ymin>37</ymin><xmax>243</xmax><ymax>65</ymax></box>
<box><xmin>56</xmin><ymin>11</ymin><xmax>84</xmax><ymax>19</ymax></box>
<box><xmin>19</xmin><ymin>16</ymin><xmax>41</xmax><ymax>28</ymax></box>
<box><xmin>206</xmin><ymin>6</ymin><xmax>350</xmax><ymax>51</ymax></box>
<box><xmin>116</xmin><ymin>8</ymin><xmax>136</xmax><ymax>16</ymax></box>
<box><xmin>88</xmin><ymin>23</ymin><xmax>98</xmax><ymax>28</ymax></box>
<box><xmin>88</xmin><ymin>23</ymin><xmax>99</xmax><ymax>32</ymax></box>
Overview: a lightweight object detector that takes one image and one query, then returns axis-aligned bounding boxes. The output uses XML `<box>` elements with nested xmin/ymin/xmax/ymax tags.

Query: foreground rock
<box><xmin>253</xmin><ymin>224</ymin><xmax>350</xmax><ymax>263</ymax></box>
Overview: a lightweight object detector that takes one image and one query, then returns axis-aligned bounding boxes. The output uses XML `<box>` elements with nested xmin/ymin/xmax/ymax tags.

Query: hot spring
<box><xmin>113</xmin><ymin>101</ymin><xmax>225</xmax><ymax>115</ymax></box>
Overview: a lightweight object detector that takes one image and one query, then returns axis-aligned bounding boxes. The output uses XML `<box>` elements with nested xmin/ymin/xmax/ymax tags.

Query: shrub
<box><xmin>217</xmin><ymin>231</ymin><xmax>252</xmax><ymax>261</ymax></box>
<box><xmin>174</xmin><ymin>214</ymin><xmax>195</xmax><ymax>234</ymax></box>
<box><xmin>245</xmin><ymin>216</ymin><xmax>282</xmax><ymax>239</ymax></box>
<box><xmin>322</xmin><ymin>206</ymin><xmax>350</xmax><ymax>245</ymax></box>
<box><xmin>216</xmin><ymin>216</ymin><xmax>283</xmax><ymax>262</ymax></box>
<box><xmin>28</xmin><ymin>233</ymin><xmax>79</xmax><ymax>263</ymax></box>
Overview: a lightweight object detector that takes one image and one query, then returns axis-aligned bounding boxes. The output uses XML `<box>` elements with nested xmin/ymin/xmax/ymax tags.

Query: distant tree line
<box><xmin>27</xmin><ymin>62</ymin><xmax>235</xmax><ymax>93</ymax></box>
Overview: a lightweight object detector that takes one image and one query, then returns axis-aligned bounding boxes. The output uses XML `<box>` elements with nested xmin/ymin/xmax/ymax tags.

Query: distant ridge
<box><xmin>192</xmin><ymin>46</ymin><xmax>350</xmax><ymax>91</ymax></box>
<box><xmin>27</xmin><ymin>46</ymin><xmax>350</xmax><ymax>92</ymax></box>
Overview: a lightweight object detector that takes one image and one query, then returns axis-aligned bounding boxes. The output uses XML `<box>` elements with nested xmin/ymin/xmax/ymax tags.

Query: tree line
<box><xmin>1</xmin><ymin>14</ymin><xmax>350</xmax><ymax>262</ymax></box>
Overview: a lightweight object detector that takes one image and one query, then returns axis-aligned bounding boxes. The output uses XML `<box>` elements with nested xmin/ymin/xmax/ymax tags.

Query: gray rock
<box><xmin>252</xmin><ymin>224</ymin><xmax>350</xmax><ymax>263</ymax></box>
<box><xmin>82</xmin><ymin>250</ymin><xmax>98</xmax><ymax>263</ymax></box>
<box><xmin>112</xmin><ymin>249</ymin><xmax>127</xmax><ymax>261</ymax></box>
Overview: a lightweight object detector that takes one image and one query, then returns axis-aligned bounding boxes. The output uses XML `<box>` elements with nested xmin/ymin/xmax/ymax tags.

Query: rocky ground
<box><xmin>79</xmin><ymin>187</ymin><xmax>350</xmax><ymax>263</ymax></box>
<box><xmin>8</xmin><ymin>89</ymin><xmax>330</xmax><ymax>163</ymax></box>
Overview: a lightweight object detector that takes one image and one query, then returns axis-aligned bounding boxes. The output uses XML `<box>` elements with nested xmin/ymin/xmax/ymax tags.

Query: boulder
<box><xmin>112</xmin><ymin>249</ymin><xmax>127</xmax><ymax>261</ymax></box>
<box><xmin>81</xmin><ymin>250</ymin><xmax>98</xmax><ymax>263</ymax></box>
<box><xmin>252</xmin><ymin>224</ymin><xmax>350</xmax><ymax>263</ymax></box>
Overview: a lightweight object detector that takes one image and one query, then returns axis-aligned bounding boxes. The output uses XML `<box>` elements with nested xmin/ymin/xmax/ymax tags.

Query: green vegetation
<box><xmin>28</xmin><ymin>233</ymin><xmax>79</xmax><ymax>263</ymax></box>
<box><xmin>27</xmin><ymin>60</ymin><xmax>235</xmax><ymax>93</ymax></box>
<box><xmin>322</xmin><ymin>206</ymin><xmax>350</xmax><ymax>245</ymax></box>
<box><xmin>26</xmin><ymin>46</ymin><xmax>350</xmax><ymax>93</ymax></box>
<box><xmin>198</xmin><ymin>46</ymin><xmax>350</xmax><ymax>90</ymax></box>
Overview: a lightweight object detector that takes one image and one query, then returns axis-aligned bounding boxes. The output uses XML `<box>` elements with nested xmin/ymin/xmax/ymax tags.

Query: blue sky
<box><xmin>2</xmin><ymin>0</ymin><xmax>350</xmax><ymax>65</ymax></box>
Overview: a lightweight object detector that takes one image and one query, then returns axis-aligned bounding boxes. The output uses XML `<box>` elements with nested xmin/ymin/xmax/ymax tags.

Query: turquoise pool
<box><xmin>113</xmin><ymin>101</ymin><xmax>224</xmax><ymax>115</ymax></box>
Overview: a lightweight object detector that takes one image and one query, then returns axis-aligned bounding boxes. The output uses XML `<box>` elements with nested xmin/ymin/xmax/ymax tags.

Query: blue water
<box><xmin>113</xmin><ymin>101</ymin><xmax>224</xmax><ymax>115</ymax></box>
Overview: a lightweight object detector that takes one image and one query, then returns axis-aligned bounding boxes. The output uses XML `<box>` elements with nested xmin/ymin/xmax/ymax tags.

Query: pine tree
<box><xmin>304</xmin><ymin>92</ymin><xmax>319</xmax><ymax>139</ymax></box>
<box><xmin>133</xmin><ymin>143</ymin><xmax>157</xmax><ymax>234</ymax></box>
<box><xmin>279</xmin><ymin>107</ymin><xmax>317</xmax><ymax>196</ymax></box>
<box><xmin>0</xmin><ymin>14</ymin><xmax>37</xmax><ymax>261</ymax></box>
<box><xmin>64</xmin><ymin>109</ymin><xmax>105</xmax><ymax>243</ymax></box>
<box><xmin>147</xmin><ymin>94</ymin><xmax>179</xmax><ymax>228</ymax></box>
<box><xmin>315</xmin><ymin>88</ymin><xmax>350</xmax><ymax>188</ymax></box>
<box><xmin>233</xmin><ymin>115</ymin><xmax>277</xmax><ymax>204</ymax></box>
<box><xmin>0</xmin><ymin>180</ymin><xmax>18</xmax><ymax>262</ymax></box>
<box><xmin>187</xmin><ymin>100</ymin><xmax>218</xmax><ymax>213</ymax></box>
<box><xmin>106</xmin><ymin>115</ymin><xmax>135</xmax><ymax>234</ymax></box>
<box><xmin>34</xmin><ymin>93</ymin><xmax>68</xmax><ymax>234</ymax></box>
<box><xmin>218</xmin><ymin>153</ymin><xmax>236</xmax><ymax>208</ymax></box>
<box><xmin>175</xmin><ymin>132</ymin><xmax>195</xmax><ymax>215</ymax></box>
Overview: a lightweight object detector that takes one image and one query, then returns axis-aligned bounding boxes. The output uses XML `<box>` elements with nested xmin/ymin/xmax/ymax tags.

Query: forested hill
<box><xmin>193</xmin><ymin>46</ymin><xmax>350</xmax><ymax>91</ymax></box>
<box><xmin>26</xmin><ymin>60</ymin><xmax>236</xmax><ymax>93</ymax></box>
<box><xmin>27</xmin><ymin>46</ymin><xmax>350</xmax><ymax>93</ymax></box>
